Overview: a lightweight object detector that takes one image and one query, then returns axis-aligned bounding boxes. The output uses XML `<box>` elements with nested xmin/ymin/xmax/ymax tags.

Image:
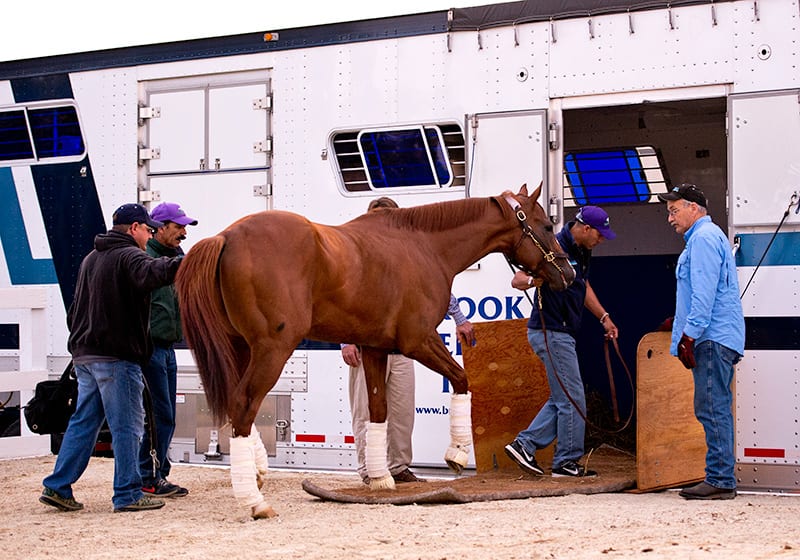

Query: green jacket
<box><xmin>146</xmin><ymin>238</ymin><xmax>183</xmax><ymax>346</ymax></box>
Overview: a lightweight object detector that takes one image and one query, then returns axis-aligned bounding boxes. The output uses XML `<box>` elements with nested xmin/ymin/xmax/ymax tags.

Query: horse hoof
<box><xmin>251</xmin><ymin>502</ymin><xmax>279</xmax><ymax>519</ymax></box>
<box><xmin>444</xmin><ymin>446</ymin><xmax>469</xmax><ymax>473</ymax></box>
<box><xmin>368</xmin><ymin>474</ymin><xmax>396</xmax><ymax>490</ymax></box>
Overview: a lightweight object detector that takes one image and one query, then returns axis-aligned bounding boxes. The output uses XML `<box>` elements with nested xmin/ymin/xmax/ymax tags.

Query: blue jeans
<box><xmin>693</xmin><ymin>340</ymin><xmax>739</xmax><ymax>489</ymax></box>
<box><xmin>43</xmin><ymin>360</ymin><xmax>146</xmax><ymax>509</ymax></box>
<box><xmin>139</xmin><ymin>345</ymin><xmax>177</xmax><ymax>485</ymax></box>
<box><xmin>516</xmin><ymin>329</ymin><xmax>586</xmax><ymax>467</ymax></box>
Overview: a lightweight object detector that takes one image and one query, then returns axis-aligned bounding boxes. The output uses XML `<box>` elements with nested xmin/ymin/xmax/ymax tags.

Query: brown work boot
<box><xmin>392</xmin><ymin>468</ymin><xmax>426</xmax><ymax>483</ymax></box>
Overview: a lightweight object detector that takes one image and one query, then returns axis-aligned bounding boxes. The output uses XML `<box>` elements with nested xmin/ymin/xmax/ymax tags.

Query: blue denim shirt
<box><xmin>527</xmin><ymin>223</ymin><xmax>589</xmax><ymax>338</ymax></box>
<box><xmin>671</xmin><ymin>215</ymin><xmax>745</xmax><ymax>357</ymax></box>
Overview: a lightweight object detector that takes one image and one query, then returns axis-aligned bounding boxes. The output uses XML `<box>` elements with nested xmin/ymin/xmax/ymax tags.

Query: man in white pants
<box><xmin>341</xmin><ymin>197</ymin><xmax>475</xmax><ymax>485</ymax></box>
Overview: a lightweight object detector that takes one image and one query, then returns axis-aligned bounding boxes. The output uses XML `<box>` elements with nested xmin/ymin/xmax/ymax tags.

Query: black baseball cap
<box><xmin>112</xmin><ymin>203</ymin><xmax>164</xmax><ymax>229</ymax></box>
<box><xmin>657</xmin><ymin>184</ymin><xmax>708</xmax><ymax>208</ymax></box>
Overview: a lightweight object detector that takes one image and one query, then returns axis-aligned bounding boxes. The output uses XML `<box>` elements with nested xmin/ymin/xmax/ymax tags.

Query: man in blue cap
<box><xmin>504</xmin><ymin>205</ymin><xmax>618</xmax><ymax>478</ymax></box>
<box><xmin>139</xmin><ymin>202</ymin><xmax>198</xmax><ymax>499</ymax></box>
<box><xmin>40</xmin><ymin>203</ymin><xmax>182</xmax><ymax>513</ymax></box>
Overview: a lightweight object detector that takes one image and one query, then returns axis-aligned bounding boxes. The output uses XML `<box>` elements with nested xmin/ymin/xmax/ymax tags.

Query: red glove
<box><xmin>677</xmin><ymin>334</ymin><xmax>696</xmax><ymax>369</ymax></box>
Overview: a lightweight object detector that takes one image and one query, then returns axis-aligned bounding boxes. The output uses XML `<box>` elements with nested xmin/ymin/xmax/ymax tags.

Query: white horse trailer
<box><xmin>0</xmin><ymin>0</ymin><xmax>797</xmax><ymax>491</ymax></box>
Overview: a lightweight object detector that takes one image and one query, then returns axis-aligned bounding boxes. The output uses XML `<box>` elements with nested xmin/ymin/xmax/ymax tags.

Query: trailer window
<box><xmin>0</xmin><ymin>103</ymin><xmax>85</xmax><ymax>164</ymax></box>
<box><xmin>331</xmin><ymin>123</ymin><xmax>466</xmax><ymax>193</ymax></box>
<box><xmin>563</xmin><ymin>146</ymin><xmax>666</xmax><ymax>205</ymax></box>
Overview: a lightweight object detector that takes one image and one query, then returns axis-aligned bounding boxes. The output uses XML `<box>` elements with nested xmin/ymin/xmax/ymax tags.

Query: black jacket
<box><xmin>67</xmin><ymin>230</ymin><xmax>182</xmax><ymax>365</ymax></box>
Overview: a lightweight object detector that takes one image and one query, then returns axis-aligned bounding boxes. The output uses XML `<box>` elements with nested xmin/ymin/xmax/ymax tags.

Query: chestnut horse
<box><xmin>175</xmin><ymin>184</ymin><xmax>574</xmax><ymax>518</ymax></box>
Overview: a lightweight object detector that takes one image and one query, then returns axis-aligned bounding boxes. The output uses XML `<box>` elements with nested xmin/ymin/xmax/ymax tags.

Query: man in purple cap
<box><xmin>139</xmin><ymin>202</ymin><xmax>198</xmax><ymax>499</ymax></box>
<box><xmin>41</xmin><ymin>203</ymin><xmax>182</xmax><ymax>513</ymax></box>
<box><xmin>505</xmin><ymin>205</ymin><xmax>618</xmax><ymax>478</ymax></box>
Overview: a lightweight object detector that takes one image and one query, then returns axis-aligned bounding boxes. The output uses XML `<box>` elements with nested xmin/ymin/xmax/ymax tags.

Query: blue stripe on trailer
<box><xmin>10</xmin><ymin>74</ymin><xmax>106</xmax><ymax>310</ymax></box>
<box><xmin>0</xmin><ymin>167</ymin><xmax>58</xmax><ymax>284</ymax></box>
<box><xmin>735</xmin><ymin>232</ymin><xmax>800</xmax><ymax>267</ymax></box>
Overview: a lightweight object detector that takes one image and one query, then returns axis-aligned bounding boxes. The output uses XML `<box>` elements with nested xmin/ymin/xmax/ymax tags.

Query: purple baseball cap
<box><xmin>575</xmin><ymin>206</ymin><xmax>616</xmax><ymax>240</ymax></box>
<box><xmin>150</xmin><ymin>202</ymin><xmax>198</xmax><ymax>226</ymax></box>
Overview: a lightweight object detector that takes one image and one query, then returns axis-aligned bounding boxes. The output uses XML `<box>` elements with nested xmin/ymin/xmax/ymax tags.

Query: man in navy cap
<box><xmin>659</xmin><ymin>184</ymin><xmax>743</xmax><ymax>500</ymax></box>
<box><xmin>40</xmin><ymin>203</ymin><xmax>182</xmax><ymax>513</ymax></box>
<box><xmin>505</xmin><ymin>205</ymin><xmax>618</xmax><ymax>478</ymax></box>
<box><xmin>139</xmin><ymin>202</ymin><xmax>198</xmax><ymax>499</ymax></box>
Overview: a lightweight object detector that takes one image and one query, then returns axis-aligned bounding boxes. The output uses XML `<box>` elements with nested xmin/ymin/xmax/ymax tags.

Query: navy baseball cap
<box><xmin>575</xmin><ymin>206</ymin><xmax>616</xmax><ymax>240</ymax></box>
<box><xmin>112</xmin><ymin>203</ymin><xmax>163</xmax><ymax>229</ymax></box>
<box><xmin>657</xmin><ymin>183</ymin><xmax>708</xmax><ymax>208</ymax></box>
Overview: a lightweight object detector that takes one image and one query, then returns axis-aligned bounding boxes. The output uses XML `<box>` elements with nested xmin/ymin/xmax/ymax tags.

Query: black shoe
<box><xmin>39</xmin><ymin>487</ymin><xmax>84</xmax><ymax>512</ymax></box>
<box><xmin>504</xmin><ymin>440</ymin><xmax>544</xmax><ymax>475</ymax></box>
<box><xmin>163</xmin><ymin>479</ymin><xmax>189</xmax><ymax>497</ymax></box>
<box><xmin>392</xmin><ymin>468</ymin><xmax>426</xmax><ymax>483</ymax></box>
<box><xmin>142</xmin><ymin>478</ymin><xmax>179</xmax><ymax>497</ymax></box>
<box><xmin>114</xmin><ymin>495</ymin><xmax>165</xmax><ymax>513</ymax></box>
<box><xmin>552</xmin><ymin>460</ymin><xmax>597</xmax><ymax>478</ymax></box>
<box><xmin>679</xmin><ymin>481</ymin><xmax>736</xmax><ymax>500</ymax></box>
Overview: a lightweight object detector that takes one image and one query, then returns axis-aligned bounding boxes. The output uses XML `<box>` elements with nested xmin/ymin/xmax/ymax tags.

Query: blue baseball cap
<box><xmin>575</xmin><ymin>206</ymin><xmax>616</xmax><ymax>240</ymax></box>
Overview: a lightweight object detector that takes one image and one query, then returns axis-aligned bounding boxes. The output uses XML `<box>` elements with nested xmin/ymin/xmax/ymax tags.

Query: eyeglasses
<box><xmin>667</xmin><ymin>201</ymin><xmax>692</xmax><ymax>216</ymax></box>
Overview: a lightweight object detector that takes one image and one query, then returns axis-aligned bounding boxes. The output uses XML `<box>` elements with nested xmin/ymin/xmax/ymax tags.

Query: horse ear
<box><xmin>523</xmin><ymin>181</ymin><xmax>543</xmax><ymax>202</ymax></box>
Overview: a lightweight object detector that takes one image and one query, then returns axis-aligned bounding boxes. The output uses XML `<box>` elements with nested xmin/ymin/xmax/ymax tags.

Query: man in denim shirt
<box><xmin>659</xmin><ymin>184</ymin><xmax>745</xmax><ymax>500</ymax></box>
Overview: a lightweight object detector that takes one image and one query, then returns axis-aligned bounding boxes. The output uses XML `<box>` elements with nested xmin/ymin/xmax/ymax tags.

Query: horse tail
<box><xmin>175</xmin><ymin>235</ymin><xmax>236</xmax><ymax>424</ymax></box>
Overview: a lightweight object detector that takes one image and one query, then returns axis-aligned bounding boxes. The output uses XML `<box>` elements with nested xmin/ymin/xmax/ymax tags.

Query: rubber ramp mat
<box><xmin>302</xmin><ymin>445</ymin><xmax>635</xmax><ymax>505</ymax></box>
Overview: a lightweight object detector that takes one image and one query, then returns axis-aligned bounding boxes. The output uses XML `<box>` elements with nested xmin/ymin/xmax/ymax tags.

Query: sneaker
<box><xmin>160</xmin><ymin>478</ymin><xmax>189</xmax><ymax>497</ymax></box>
<box><xmin>142</xmin><ymin>478</ymin><xmax>179</xmax><ymax>497</ymax></box>
<box><xmin>114</xmin><ymin>495</ymin><xmax>165</xmax><ymax>513</ymax></box>
<box><xmin>552</xmin><ymin>460</ymin><xmax>598</xmax><ymax>478</ymax></box>
<box><xmin>39</xmin><ymin>487</ymin><xmax>84</xmax><ymax>512</ymax></box>
<box><xmin>392</xmin><ymin>468</ymin><xmax>426</xmax><ymax>483</ymax></box>
<box><xmin>504</xmin><ymin>440</ymin><xmax>544</xmax><ymax>476</ymax></box>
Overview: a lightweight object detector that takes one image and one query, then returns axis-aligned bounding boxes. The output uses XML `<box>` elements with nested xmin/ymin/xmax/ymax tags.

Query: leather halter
<box><xmin>502</xmin><ymin>194</ymin><xmax>569</xmax><ymax>278</ymax></box>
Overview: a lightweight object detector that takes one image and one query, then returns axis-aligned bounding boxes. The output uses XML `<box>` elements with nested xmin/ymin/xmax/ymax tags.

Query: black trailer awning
<box><xmin>449</xmin><ymin>0</ymin><xmax>734</xmax><ymax>30</ymax></box>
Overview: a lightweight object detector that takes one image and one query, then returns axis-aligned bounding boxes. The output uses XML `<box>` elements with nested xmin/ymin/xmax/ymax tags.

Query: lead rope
<box><xmin>508</xmin><ymin>258</ymin><xmax>634</xmax><ymax>435</ymax></box>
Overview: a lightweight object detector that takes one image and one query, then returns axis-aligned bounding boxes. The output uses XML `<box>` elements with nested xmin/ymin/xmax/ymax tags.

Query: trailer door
<box><xmin>139</xmin><ymin>71</ymin><xmax>272</xmax><ymax>249</ymax></box>
<box><xmin>729</xmin><ymin>91</ymin><xmax>800</xmax><ymax>491</ymax></box>
<box><xmin>466</xmin><ymin>110</ymin><xmax>548</xmax><ymax>200</ymax></box>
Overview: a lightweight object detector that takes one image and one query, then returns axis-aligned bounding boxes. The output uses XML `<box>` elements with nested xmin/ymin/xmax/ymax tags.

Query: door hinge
<box><xmin>138</xmin><ymin>147</ymin><xmax>161</xmax><ymax>161</ymax></box>
<box><xmin>138</xmin><ymin>190</ymin><xmax>161</xmax><ymax>203</ymax></box>
<box><xmin>253</xmin><ymin>184</ymin><xmax>273</xmax><ymax>197</ymax></box>
<box><xmin>548</xmin><ymin>122</ymin><xmax>560</xmax><ymax>150</ymax></box>
<box><xmin>138</xmin><ymin>106</ymin><xmax>161</xmax><ymax>120</ymax></box>
<box><xmin>253</xmin><ymin>95</ymin><xmax>272</xmax><ymax>111</ymax></box>
<box><xmin>253</xmin><ymin>138</ymin><xmax>273</xmax><ymax>154</ymax></box>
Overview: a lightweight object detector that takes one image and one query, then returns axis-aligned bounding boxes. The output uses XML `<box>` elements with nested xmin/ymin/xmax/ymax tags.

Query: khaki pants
<box><xmin>348</xmin><ymin>354</ymin><xmax>415</xmax><ymax>479</ymax></box>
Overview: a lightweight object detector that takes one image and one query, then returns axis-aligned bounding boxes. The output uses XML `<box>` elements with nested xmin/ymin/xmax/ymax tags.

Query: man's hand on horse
<box><xmin>341</xmin><ymin>344</ymin><xmax>361</xmax><ymax>367</ymax></box>
<box><xmin>456</xmin><ymin>321</ymin><xmax>476</xmax><ymax>347</ymax></box>
<box><xmin>511</xmin><ymin>270</ymin><xmax>543</xmax><ymax>291</ymax></box>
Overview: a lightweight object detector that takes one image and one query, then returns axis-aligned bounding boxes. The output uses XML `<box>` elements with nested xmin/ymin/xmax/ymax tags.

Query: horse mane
<box><xmin>367</xmin><ymin>196</ymin><xmax>501</xmax><ymax>232</ymax></box>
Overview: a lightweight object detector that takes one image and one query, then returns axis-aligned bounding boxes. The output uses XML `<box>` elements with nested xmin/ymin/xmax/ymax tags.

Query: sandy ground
<box><xmin>3</xmin><ymin>455</ymin><xmax>800</xmax><ymax>560</ymax></box>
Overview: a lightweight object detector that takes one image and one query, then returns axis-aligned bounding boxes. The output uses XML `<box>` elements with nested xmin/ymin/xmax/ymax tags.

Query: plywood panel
<box><xmin>463</xmin><ymin>318</ymin><xmax>551</xmax><ymax>473</ymax></box>
<box><xmin>636</xmin><ymin>331</ymin><xmax>706</xmax><ymax>490</ymax></box>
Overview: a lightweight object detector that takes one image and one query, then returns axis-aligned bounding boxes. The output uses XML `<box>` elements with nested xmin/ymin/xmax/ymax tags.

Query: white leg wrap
<box><xmin>250</xmin><ymin>425</ymin><xmax>269</xmax><ymax>489</ymax></box>
<box><xmin>230</xmin><ymin>435</ymin><xmax>265</xmax><ymax>509</ymax></box>
<box><xmin>365</xmin><ymin>422</ymin><xmax>395</xmax><ymax>490</ymax></box>
<box><xmin>444</xmin><ymin>392</ymin><xmax>473</xmax><ymax>472</ymax></box>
